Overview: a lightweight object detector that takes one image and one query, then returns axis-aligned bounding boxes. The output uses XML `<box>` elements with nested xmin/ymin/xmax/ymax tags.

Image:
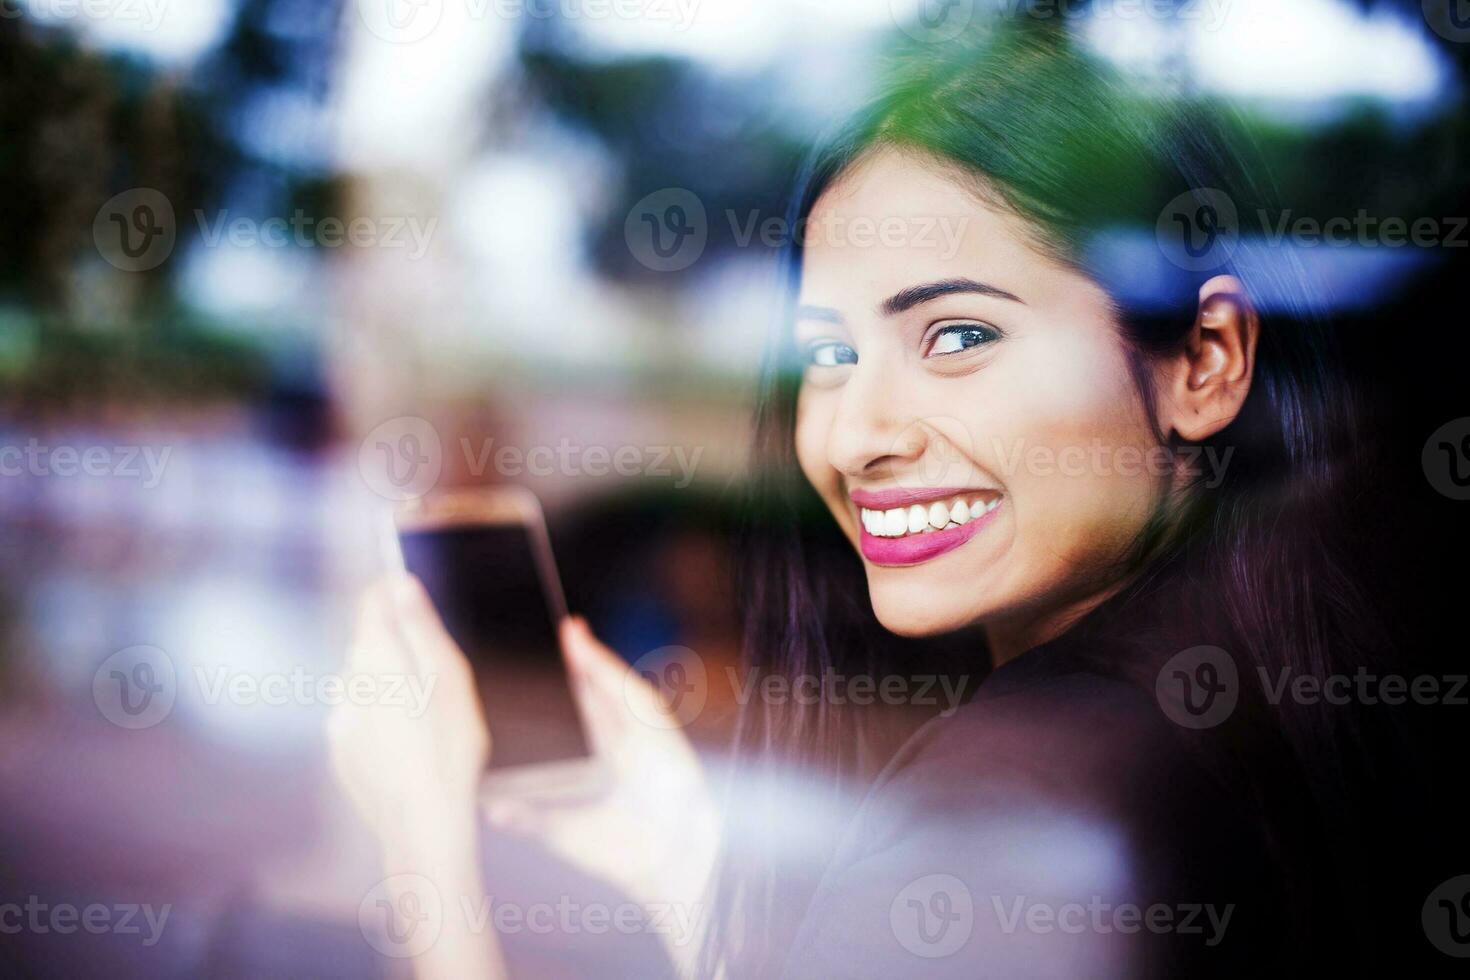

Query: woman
<box><xmin>331</xmin><ymin>22</ymin><xmax>1382</xmax><ymax>979</ymax></box>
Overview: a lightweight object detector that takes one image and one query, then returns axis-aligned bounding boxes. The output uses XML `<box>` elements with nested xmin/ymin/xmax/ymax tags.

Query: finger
<box><xmin>561</xmin><ymin>616</ymin><xmax>619</xmax><ymax>674</ymax></box>
<box><xmin>326</xmin><ymin>704</ymin><xmax>376</xmax><ymax>808</ymax></box>
<box><xmin>561</xmin><ymin>618</ymin><xmax>695</xmax><ymax>759</ymax></box>
<box><xmin>562</xmin><ymin>617</ymin><xmax>642</xmax><ymax>696</ymax></box>
<box><xmin>483</xmin><ymin>793</ymin><xmax>603</xmax><ymax>854</ymax></box>
<box><xmin>569</xmin><ymin>618</ymin><xmax>683</xmax><ymax>728</ymax></box>
<box><xmin>560</xmin><ymin>617</ymin><xmax>637</xmax><ymax>729</ymax></box>
<box><xmin>354</xmin><ymin>576</ymin><xmax>397</xmax><ymax>641</ymax></box>
<box><xmin>484</xmin><ymin>795</ymin><xmax>536</xmax><ymax>830</ymax></box>
<box><xmin>351</xmin><ymin>579</ymin><xmax>411</xmax><ymax>675</ymax></box>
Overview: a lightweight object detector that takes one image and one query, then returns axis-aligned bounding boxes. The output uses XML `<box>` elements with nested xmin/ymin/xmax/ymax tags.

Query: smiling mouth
<box><xmin>849</xmin><ymin>489</ymin><xmax>1004</xmax><ymax>566</ymax></box>
<box><xmin>858</xmin><ymin>493</ymin><xmax>1000</xmax><ymax>538</ymax></box>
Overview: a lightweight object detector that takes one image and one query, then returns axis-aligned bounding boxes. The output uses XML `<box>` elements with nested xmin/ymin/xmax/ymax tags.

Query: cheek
<box><xmin>983</xmin><ymin>336</ymin><xmax>1160</xmax><ymax>570</ymax></box>
<box><xmin>793</xmin><ymin>386</ymin><xmax>836</xmax><ymax>495</ymax></box>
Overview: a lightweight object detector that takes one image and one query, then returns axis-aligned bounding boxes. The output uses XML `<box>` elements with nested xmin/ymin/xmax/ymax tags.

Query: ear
<box><xmin>1158</xmin><ymin>275</ymin><xmax>1259</xmax><ymax>442</ymax></box>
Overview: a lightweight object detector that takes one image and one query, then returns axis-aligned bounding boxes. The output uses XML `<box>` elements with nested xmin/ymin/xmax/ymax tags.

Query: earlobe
<box><xmin>1163</xmin><ymin>275</ymin><xmax>1259</xmax><ymax>443</ymax></box>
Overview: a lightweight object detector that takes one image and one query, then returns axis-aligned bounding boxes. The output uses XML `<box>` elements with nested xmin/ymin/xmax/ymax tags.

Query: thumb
<box><xmin>560</xmin><ymin>616</ymin><xmax>675</xmax><ymax>734</ymax></box>
<box><xmin>560</xmin><ymin>616</ymin><xmax>632</xmax><ymax>746</ymax></box>
<box><xmin>560</xmin><ymin>616</ymin><xmax>625</xmax><ymax>687</ymax></box>
<box><xmin>555</xmin><ymin>617</ymin><xmax>614</xmax><ymax>669</ymax></box>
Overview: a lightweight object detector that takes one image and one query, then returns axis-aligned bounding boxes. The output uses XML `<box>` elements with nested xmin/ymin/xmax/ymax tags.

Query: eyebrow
<box><xmin>880</xmin><ymin>277</ymin><xmax>1024</xmax><ymax>316</ymax></box>
<box><xmin>794</xmin><ymin>304</ymin><xmax>845</xmax><ymax>325</ymax></box>
<box><xmin>795</xmin><ymin>277</ymin><xmax>1023</xmax><ymax>326</ymax></box>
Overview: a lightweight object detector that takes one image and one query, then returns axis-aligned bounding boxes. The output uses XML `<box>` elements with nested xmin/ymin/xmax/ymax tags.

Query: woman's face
<box><xmin>794</xmin><ymin>148</ymin><xmax>1167</xmax><ymax>646</ymax></box>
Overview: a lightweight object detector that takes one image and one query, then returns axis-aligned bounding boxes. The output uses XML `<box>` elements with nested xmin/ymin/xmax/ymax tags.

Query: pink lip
<box><xmin>849</xmin><ymin>486</ymin><xmax>997</xmax><ymax>509</ymax></box>
<box><xmin>858</xmin><ymin>500</ymin><xmax>1002</xmax><ymax>566</ymax></box>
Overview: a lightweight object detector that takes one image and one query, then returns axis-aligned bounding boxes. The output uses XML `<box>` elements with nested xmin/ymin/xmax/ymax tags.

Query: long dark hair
<box><xmin>703</xmin><ymin>21</ymin><xmax>1385</xmax><ymax>977</ymax></box>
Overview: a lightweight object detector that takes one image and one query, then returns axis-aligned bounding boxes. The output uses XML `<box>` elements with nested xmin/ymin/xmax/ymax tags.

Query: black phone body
<box><xmin>389</xmin><ymin>488</ymin><xmax>600</xmax><ymax>794</ymax></box>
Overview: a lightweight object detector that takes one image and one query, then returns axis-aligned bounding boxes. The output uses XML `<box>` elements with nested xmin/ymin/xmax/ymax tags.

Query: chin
<box><xmin>859</xmin><ymin>546</ymin><xmax>1008</xmax><ymax>636</ymax></box>
<box><xmin>868</xmin><ymin>587</ymin><xmax>986</xmax><ymax>638</ymax></box>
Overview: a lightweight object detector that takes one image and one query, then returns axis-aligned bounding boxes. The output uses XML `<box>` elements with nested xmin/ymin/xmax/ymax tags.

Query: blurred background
<box><xmin>0</xmin><ymin>0</ymin><xmax>1466</xmax><ymax>976</ymax></box>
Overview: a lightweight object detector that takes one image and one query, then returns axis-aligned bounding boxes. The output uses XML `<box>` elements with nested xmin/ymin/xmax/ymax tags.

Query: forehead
<box><xmin>797</xmin><ymin>147</ymin><xmax>1077</xmax><ymax>308</ymax></box>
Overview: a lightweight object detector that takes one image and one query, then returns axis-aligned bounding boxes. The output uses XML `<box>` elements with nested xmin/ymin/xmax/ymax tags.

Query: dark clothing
<box><xmin>779</xmin><ymin>599</ymin><xmax>1285</xmax><ymax>978</ymax></box>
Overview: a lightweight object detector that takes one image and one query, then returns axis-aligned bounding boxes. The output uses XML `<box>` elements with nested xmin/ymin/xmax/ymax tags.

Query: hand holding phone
<box><xmin>328</xmin><ymin>573</ymin><xmax>490</xmax><ymax>835</ymax></box>
<box><xmin>331</xmin><ymin>487</ymin><xmax>719</xmax><ymax>957</ymax></box>
<box><xmin>388</xmin><ymin>487</ymin><xmax>602</xmax><ymax>796</ymax></box>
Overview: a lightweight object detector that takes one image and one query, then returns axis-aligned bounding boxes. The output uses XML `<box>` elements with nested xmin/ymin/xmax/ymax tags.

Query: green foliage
<box><xmin>0</xmin><ymin>311</ymin><xmax>268</xmax><ymax>416</ymax></box>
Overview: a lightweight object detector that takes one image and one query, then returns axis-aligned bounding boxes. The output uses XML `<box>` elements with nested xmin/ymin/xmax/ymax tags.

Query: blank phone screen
<box><xmin>399</xmin><ymin>524</ymin><xmax>590</xmax><ymax>770</ymax></box>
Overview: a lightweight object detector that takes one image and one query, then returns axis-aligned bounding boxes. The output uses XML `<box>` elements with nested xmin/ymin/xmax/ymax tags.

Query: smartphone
<box><xmin>385</xmin><ymin>487</ymin><xmax>602</xmax><ymax>796</ymax></box>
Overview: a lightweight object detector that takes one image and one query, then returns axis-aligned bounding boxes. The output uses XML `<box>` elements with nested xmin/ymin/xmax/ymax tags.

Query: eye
<box><xmin>923</xmin><ymin>321</ymin><xmax>1001</xmax><ymax>358</ymax></box>
<box><xmin>803</xmin><ymin>340</ymin><xmax>858</xmax><ymax>367</ymax></box>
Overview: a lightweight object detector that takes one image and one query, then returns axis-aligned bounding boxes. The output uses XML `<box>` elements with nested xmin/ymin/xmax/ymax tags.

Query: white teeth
<box><xmin>906</xmin><ymin>505</ymin><xmax>928</xmax><ymax>534</ymax></box>
<box><xmin>860</xmin><ymin>495</ymin><xmax>1001</xmax><ymax>539</ymax></box>
<box><xmin>883</xmin><ymin>508</ymin><xmax>907</xmax><ymax>537</ymax></box>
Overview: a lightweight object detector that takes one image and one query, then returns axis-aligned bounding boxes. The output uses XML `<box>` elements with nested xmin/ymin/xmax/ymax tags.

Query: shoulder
<box><xmin>779</xmin><ymin>660</ymin><xmax>1270</xmax><ymax>979</ymax></box>
<box><xmin>877</xmin><ymin>662</ymin><xmax>1198</xmax><ymax>828</ymax></box>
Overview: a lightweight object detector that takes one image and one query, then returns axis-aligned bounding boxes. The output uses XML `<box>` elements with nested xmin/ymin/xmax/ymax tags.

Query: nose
<box><xmin>825</xmin><ymin>359</ymin><xmax>926</xmax><ymax>480</ymax></box>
